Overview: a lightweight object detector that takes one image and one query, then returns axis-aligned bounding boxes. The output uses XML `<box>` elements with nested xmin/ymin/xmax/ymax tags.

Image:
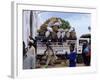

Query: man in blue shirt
<box><xmin>69</xmin><ymin>45</ymin><xmax>77</xmax><ymax>67</ymax></box>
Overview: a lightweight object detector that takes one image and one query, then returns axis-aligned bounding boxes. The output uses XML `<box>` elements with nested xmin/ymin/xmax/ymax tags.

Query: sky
<box><xmin>37</xmin><ymin>11</ymin><xmax>91</xmax><ymax>38</ymax></box>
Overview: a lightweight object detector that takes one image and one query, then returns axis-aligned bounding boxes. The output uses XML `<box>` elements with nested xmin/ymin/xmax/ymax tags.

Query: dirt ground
<box><xmin>36</xmin><ymin>59</ymin><xmax>85</xmax><ymax>68</ymax></box>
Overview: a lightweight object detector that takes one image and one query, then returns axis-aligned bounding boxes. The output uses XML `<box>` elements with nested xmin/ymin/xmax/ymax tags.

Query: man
<box><xmin>69</xmin><ymin>45</ymin><xmax>77</xmax><ymax>67</ymax></box>
<box><xmin>83</xmin><ymin>42</ymin><xmax>91</xmax><ymax>66</ymax></box>
<box><xmin>23</xmin><ymin>40</ymin><xmax>36</xmax><ymax>69</ymax></box>
<box><xmin>23</xmin><ymin>41</ymin><xmax>26</xmax><ymax>59</ymax></box>
<box><xmin>44</xmin><ymin>42</ymin><xmax>56</xmax><ymax>68</ymax></box>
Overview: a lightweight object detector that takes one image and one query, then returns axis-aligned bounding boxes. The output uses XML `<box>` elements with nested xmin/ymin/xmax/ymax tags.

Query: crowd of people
<box><xmin>23</xmin><ymin>35</ymin><xmax>91</xmax><ymax>69</ymax></box>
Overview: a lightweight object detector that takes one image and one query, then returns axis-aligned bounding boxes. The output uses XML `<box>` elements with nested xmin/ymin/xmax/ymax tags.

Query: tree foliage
<box><xmin>59</xmin><ymin>18</ymin><xmax>71</xmax><ymax>29</ymax></box>
<box><xmin>37</xmin><ymin>17</ymin><xmax>71</xmax><ymax>36</ymax></box>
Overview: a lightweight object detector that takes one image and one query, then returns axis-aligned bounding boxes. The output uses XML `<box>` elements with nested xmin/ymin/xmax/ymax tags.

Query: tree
<box><xmin>59</xmin><ymin>18</ymin><xmax>71</xmax><ymax>29</ymax></box>
<box><xmin>37</xmin><ymin>17</ymin><xmax>71</xmax><ymax>36</ymax></box>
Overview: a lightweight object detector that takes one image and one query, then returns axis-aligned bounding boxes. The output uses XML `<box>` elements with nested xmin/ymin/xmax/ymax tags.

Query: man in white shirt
<box><xmin>23</xmin><ymin>40</ymin><xmax>36</xmax><ymax>69</ymax></box>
